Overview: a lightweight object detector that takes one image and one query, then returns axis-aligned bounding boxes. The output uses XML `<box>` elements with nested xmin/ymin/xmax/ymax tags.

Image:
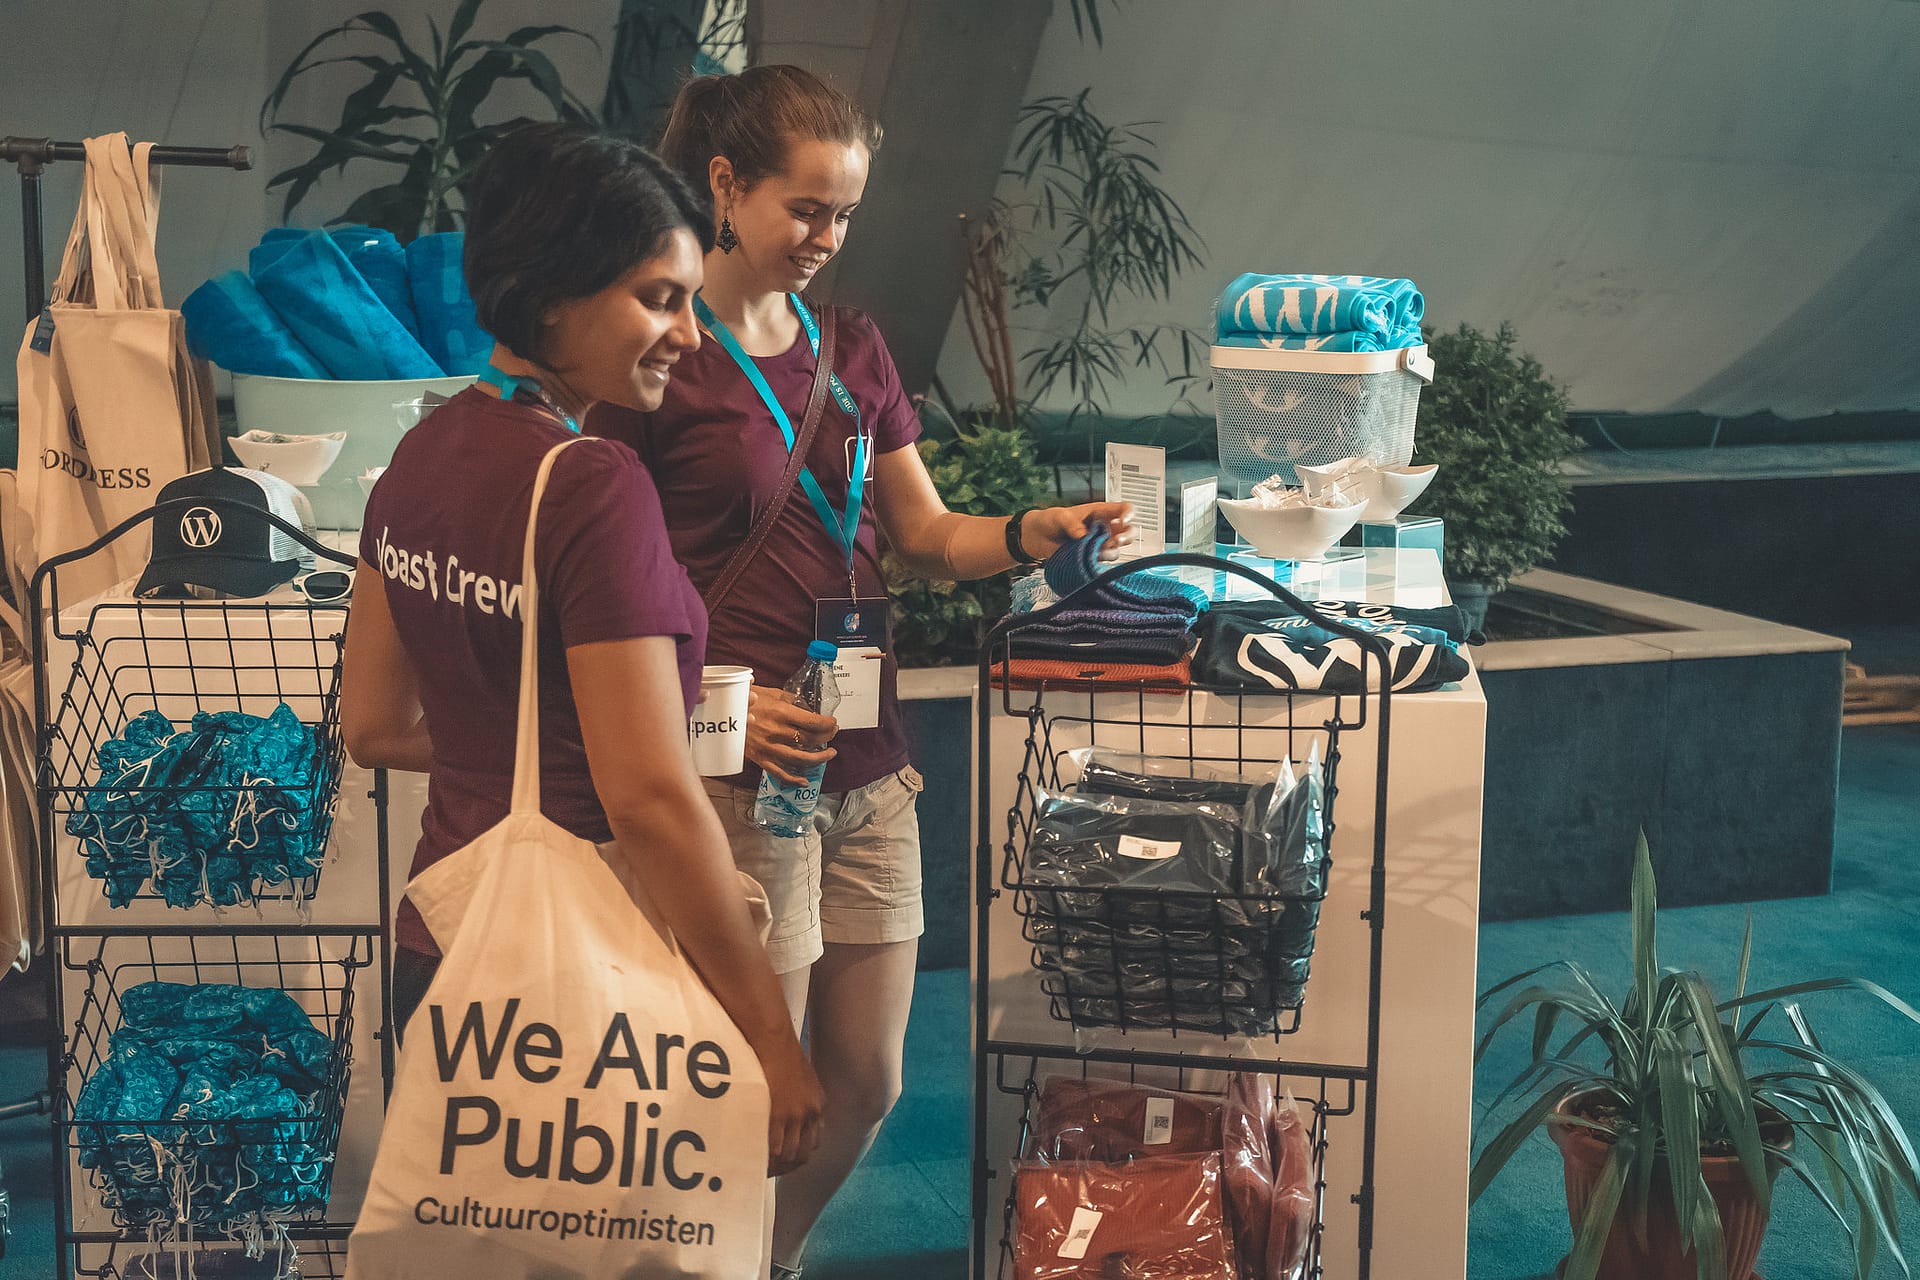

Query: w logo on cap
<box><xmin>179</xmin><ymin>507</ymin><xmax>223</xmax><ymax>548</ymax></box>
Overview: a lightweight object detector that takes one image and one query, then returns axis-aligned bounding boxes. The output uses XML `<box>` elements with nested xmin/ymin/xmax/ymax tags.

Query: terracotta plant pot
<box><xmin>1549</xmin><ymin>1091</ymin><xmax>1784</xmax><ymax>1280</ymax></box>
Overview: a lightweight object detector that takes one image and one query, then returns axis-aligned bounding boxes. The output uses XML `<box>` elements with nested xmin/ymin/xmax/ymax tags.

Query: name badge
<box><xmin>815</xmin><ymin>596</ymin><xmax>889</xmax><ymax>731</ymax></box>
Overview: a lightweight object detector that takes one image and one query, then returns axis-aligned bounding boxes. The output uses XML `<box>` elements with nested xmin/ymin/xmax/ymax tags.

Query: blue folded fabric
<box><xmin>407</xmin><ymin>232</ymin><xmax>492</xmax><ymax>376</ymax></box>
<box><xmin>181</xmin><ymin>272</ymin><xmax>329</xmax><ymax>379</ymax></box>
<box><xmin>247</xmin><ymin>227</ymin><xmax>308</xmax><ymax>278</ymax></box>
<box><xmin>252</xmin><ymin>231</ymin><xmax>444</xmax><ymax>380</ymax></box>
<box><xmin>1044</xmin><ymin>523</ymin><xmax>1210</xmax><ymax>617</ymax></box>
<box><xmin>1214</xmin><ymin>328</ymin><xmax>1421</xmax><ymax>353</ymax></box>
<box><xmin>1010</xmin><ymin>609</ymin><xmax>1196</xmax><ymax>666</ymax></box>
<box><xmin>330</xmin><ymin>225</ymin><xmax>422</xmax><ymax>339</ymax></box>
<box><xmin>1216</xmin><ymin>273</ymin><xmax>1424</xmax><ymax>344</ymax></box>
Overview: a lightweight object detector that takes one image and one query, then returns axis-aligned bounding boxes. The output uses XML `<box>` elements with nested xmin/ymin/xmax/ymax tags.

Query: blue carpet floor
<box><xmin>4</xmin><ymin>725</ymin><xmax>1915</xmax><ymax>1278</ymax></box>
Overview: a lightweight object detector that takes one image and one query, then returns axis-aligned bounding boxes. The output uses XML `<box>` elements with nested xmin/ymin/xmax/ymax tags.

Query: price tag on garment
<box><xmin>816</xmin><ymin>597</ymin><xmax>889</xmax><ymax>731</ymax></box>
<box><xmin>1117</xmin><ymin>834</ymin><xmax>1182</xmax><ymax>861</ymax></box>
<box><xmin>28</xmin><ymin>307</ymin><xmax>54</xmax><ymax>354</ymax></box>
<box><xmin>1144</xmin><ymin>1096</ymin><xmax>1176</xmax><ymax>1145</ymax></box>
<box><xmin>1058</xmin><ymin>1207</ymin><xmax>1104</xmax><ymax>1260</ymax></box>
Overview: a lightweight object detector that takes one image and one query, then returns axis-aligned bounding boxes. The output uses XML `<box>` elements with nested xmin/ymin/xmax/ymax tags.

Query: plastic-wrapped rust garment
<box><xmin>1014</xmin><ymin>1152</ymin><xmax>1236</xmax><ymax>1280</ymax></box>
<box><xmin>1268</xmin><ymin>1097</ymin><xmax>1317</xmax><ymax>1280</ymax></box>
<box><xmin>1221</xmin><ymin>1074</ymin><xmax>1277</xmax><ymax>1280</ymax></box>
<box><xmin>1026</xmin><ymin>1076</ymin><xmax>1224</xmax><ymax>1163</ymax></box>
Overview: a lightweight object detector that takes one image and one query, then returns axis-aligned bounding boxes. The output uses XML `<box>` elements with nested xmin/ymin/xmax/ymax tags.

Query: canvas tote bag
<box><xmin>11</xmin><ymin>133</ymin><xmax>218</xmax><ymax>610</ymax></box>
<box><xmin>346</xmin><ymin>439</ymin><xmax>770</xmax><ymax>1279</ymax></box>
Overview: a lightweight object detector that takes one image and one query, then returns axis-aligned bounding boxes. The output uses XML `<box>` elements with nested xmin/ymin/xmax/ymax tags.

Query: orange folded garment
<box><xmin>992</xmin><ymin>657</ymin><xmax>1192</xmax><ymax>690</ymax></box>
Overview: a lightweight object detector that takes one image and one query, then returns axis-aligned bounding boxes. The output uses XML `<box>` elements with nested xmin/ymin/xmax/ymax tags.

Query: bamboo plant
<box><xmin>1473</xmin><ymin>833</ymin><xmax>1920</xmax><ymax>1280</ymax></box>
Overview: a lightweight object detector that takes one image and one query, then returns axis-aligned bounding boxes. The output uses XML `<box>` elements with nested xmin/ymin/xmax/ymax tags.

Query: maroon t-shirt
<box><xmin>362</xmin><ymin>387</ymin><xmax>706</xmax><ymax>955</ymax></box>
<box><xmin>591</xmin><ymin>301</ymin><xmax>920</xmax><ymax>794</ymax></box>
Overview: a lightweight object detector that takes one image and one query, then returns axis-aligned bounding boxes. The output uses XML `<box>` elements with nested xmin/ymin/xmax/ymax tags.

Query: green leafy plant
<box><xmin>601</xmin><ymin>0</ymin><xmax>746</xmax><ymax>139</ymax></box>
<box><xmin>959</xmin><ymin>87</ymin><xmax>1207</xmax><ymax>460</ymax></box>
<box><xmin>887</xmin><ymin>410</ymin><xmax>1054</xmax><ymax>668</ymax></box>
<box><xmin>1412</xmin><ymin>321</ymin><xmax>1576</xmax><ymax>588</ymax></box>
<box><xmin>1473</xmin><ymin>833</ymin><xmax>1920</xmax><ymax>1280</ymax></box>
<box><xmin>261</xmin><ymin>0</ymin><xmax>597</xmax><ymax>241</ymax></box>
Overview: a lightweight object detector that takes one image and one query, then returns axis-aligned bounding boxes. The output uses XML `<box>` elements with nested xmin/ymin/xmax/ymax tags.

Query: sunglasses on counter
<box><xmin>292</xmin><ymin>569</ymin><xmax>355</xmax><ymax>603</ymax></box>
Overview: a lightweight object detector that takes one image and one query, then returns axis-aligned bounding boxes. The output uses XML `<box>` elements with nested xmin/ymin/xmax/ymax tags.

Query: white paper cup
<box><xmin>689</xmin><ymin>665</ymin><xmax>753</xmax><ymax>776</ymax></box>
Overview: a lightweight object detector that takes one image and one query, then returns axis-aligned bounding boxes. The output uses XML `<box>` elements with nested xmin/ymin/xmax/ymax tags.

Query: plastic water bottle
<box><xmin>752</xmin><ymin>640</ymin><xmax>842</xmax><ymax>837</ymax></box>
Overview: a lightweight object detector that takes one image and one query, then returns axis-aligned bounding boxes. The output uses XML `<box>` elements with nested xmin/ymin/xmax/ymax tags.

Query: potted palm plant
<box><xmin>1473</xmin><ymin>833</ymin><xmax>1920</xmax><ymax>1280</ymax></box>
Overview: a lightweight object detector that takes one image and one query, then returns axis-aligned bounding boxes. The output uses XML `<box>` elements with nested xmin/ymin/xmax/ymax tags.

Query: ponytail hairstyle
<box><xmin>463</xmin><ymin>123</ymin><xmax>711</xmax><ymax>364</ymax></box>
<box><xmin>658</xmin><ymin>64</ymin><xmax>883</xmax><ymax>201</ymax></box>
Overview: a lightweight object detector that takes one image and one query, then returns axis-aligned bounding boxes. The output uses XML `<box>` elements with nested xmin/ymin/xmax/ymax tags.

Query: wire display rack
<box><xmin>29</xmin><ymin>497</ymin><xmax>395</xmax><ymax>1277</ymax></box>
<box><xmin>973</xmin><ymin>554</ymin><xmax>1393</xmax><ymax>1280</ymax></box>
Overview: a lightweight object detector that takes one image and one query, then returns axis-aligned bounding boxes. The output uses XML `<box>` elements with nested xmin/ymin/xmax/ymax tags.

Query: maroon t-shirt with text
<box><xmin>591</xmin><ymin>300</ymin><xmax>920</xmax><ymax>794</ymax></box>
<box><xmin>362</xmin><ymin>388</ymin><xmax>706</xmax><ymax>956</ymax></box>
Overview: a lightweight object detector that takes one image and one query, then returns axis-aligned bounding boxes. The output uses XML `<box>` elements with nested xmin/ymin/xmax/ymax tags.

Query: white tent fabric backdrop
<box><xmin>933</xmin><ymin>0</ymin><xmax>1920</xmax><ymax>419</ymax></box>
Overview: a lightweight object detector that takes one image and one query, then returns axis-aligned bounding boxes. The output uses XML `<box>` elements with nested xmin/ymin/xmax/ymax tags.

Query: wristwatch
<box><xmin>1005</xmin><ymin>509</ymin><xmax>1043</xmax><ymax>566</ymax></box>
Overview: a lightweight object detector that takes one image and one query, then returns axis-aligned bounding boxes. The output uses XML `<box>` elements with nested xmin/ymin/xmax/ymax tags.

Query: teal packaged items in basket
<box><xmin>73</xmin><ymin>981</ymin><xmax>334</xmax><ymax>1233</ymax></box>
<box><xmin>1214</xmin><ymin>273</ymin><xmax>1425</xmax><ymax>352</ymax></box>
<box><xmin>252</xmin><ymin>231</ymin><xmax>442</xmax><ymax>380</ymax></box>
<box><xmin>67</xmin><ymin>705</ymin><xmax>325</xmax><ymax>909</ymax></box>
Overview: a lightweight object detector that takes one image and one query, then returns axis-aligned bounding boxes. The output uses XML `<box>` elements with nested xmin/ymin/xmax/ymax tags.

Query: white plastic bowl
<box><xmin>1296</xmin><ymin>457</ymin><xmax>1372</xmax><ymax>503</ymax></box>
<box><xmin>228</xmin><ymin>431</ymin><xmax>346</xmax><ymax>487</ymax></box>
<box><xmin>1219</xmin><ymin>496</ymin><xmax>1370</xmax><ymax>561</ymax></box>
<box><xmin>1366</xmin><ymin>463</ymin><xmax>1438</xmax><ymax>521</ymax></box>
<box><xmin>231</xmin><ymin>373</ymin><xmax>474</xmax><ymax>530</ymax></box>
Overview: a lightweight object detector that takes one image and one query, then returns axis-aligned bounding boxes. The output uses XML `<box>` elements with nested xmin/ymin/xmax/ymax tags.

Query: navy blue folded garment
<box><xmin>330</xmin><ymin>224</ymin><xmax>422</xmax><ymax>339</ymax></box>
<box><xmin>1042</xmin><ymin>523</ymin><xmax>1210</xmax><ymax>618</ymax></box>
<box><xmin>181</xmin><ymin>272</ymin><xmax>329</xmax><ymax>379</ymax></box>
<box><xmin>252</xmin><ymin>231</ymin><xmax>443</xmax><ymax>380</ymax></box>
<box><xmin>407</xmin><ymin>231</ymin><xmax>491</xmax><ymax>376</ymax></box>
<box><xmin>1009</xmin><ymin>609</ymin><xmax>1196</xmax><ymax>666</ymax></box>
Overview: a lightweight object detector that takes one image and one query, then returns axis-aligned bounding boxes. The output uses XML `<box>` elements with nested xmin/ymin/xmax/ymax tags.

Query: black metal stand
<box><xmin>27</xmin><ymin>500</ymin><xmax>391</xmax><ymax>1280</ymax></box>
<box><xmin>971</xmin><ymin>553</ymin><xmax>1394</xmax><ymax>1279</ymax></box>
<box><xmin>0</xmin><ymin>136</ymin><xmax>251</xmax><ymax>324</ymax></box>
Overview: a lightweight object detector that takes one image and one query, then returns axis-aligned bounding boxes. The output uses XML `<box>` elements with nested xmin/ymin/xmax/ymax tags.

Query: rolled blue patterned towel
<box><xmin>407</xmin><ymin>231</ymin><xmax>492</xmax><ymax>375</ymax></box>
<box><xmin>253</xmin><ymin>231</ymin><xmax>444</xmax><ymax>379</ymax></box>
<box><xmin>1213</xmin><ymin>327</ymin><xmax>1422</xmax><ymax>353</ymax></box>
<box><xmin>1215</xmin><ymin>273</ymin><xmax>1424</xmax><ymax>344</ymax></box>
<box><xmin>330</xmin><ymin>224</ymin><xmax>422</xmax><ymax>339</ymax></box>
<box><xmin>181</xmin><ymin>271</ymin><xmax>329</xmax><ymax>379</ymax></box>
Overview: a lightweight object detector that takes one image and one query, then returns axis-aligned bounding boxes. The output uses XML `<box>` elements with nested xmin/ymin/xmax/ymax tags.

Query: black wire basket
<box><xmin>56</xmin><ymin>931</ymin><xmax>369</xmax><ymax>1235</ymax></box>
<box><xmin>75</xmin><ymin>1231</ymin><xmax>349</xmax><ymax>1279</ymax></box>
<box><xmin>31</xmin><ymin>501</ymin><xmax>353</xmax><ymax>911</ymax></box>
<box><xmin>998</xmin><ymin>692</ymin><xmax>1342</xmax><ymax>1040</ymax></box>
<box><xmin>993</xmin><ymin>1055</ymin><xmax>1341</xmax><ymax>1280</ymax></box>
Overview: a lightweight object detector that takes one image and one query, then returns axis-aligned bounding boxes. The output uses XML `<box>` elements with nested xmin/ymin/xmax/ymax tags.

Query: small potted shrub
<box><xmin>1473</xmin><ymin>833</ymin><xmax>1920</xmax><ymax>1280</ymax></box>
<box><xmin>1413</xmin><ymin>322</ymin><xmax>1578</xmax><ymax>634</ymax></box>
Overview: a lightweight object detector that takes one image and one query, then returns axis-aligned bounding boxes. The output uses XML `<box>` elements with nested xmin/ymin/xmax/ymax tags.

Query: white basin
<box><xmin>1219</xmin><ymin>496</ymin><xmax>1370</xmax><ymax>561</ymax></box>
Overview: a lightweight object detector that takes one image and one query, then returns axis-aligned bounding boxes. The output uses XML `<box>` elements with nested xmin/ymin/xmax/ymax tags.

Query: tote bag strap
<box><xmin>508</xmin><ymin>436</ymin><xmax>593</xmax><ymax>815</ymax></box>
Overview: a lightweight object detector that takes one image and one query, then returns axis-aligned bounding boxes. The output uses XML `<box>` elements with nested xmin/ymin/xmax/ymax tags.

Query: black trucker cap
<box><xmin>136</xmin><ymin>467</ymin><xmax>310</xmax><ymax>599</ymax></box>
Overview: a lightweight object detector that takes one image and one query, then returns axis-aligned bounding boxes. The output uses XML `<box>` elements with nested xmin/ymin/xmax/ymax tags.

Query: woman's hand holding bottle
<box><xmin>746</xmin><ymin>685</ymin><xmax>839</xmax><ymax>784</ymax></box>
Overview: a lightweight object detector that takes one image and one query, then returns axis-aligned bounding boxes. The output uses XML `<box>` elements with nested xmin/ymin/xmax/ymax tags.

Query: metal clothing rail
<box><xmin>1</xmin><ymin>136</ymin><xmax>252</xmax><ymax>324</ymax></box>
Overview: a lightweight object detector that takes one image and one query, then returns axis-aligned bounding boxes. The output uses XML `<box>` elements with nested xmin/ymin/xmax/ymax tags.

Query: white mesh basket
<box><xmin>1211</xmin><ymin>344</ymin><xmax>1435</xmax><ymax>487</ymax></box>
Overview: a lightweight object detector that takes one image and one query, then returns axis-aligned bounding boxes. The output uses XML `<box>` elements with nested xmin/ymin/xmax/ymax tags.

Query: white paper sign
<box><xmin>1105</xmin><ymin>443</ymin><xmax>1166</xmax><ymax>558</ymax></box>
<box><xmin>830</xmin><ymin>647</ymin><xmax>885</xmax><ymax>730</ymax></box>
<box><xmin>1180</xmin><ymin>476</ymin><xmax>1219</xmax><ymax>555</ymax></box>
<box><xmin>1059</xmin><ymin>1207</ymin><xmax>1104</xmax><ymax>1260</ymax></box>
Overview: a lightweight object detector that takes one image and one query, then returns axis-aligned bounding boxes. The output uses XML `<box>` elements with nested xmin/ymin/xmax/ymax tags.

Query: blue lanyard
<box><xmin>693</xmin><ymin>293</ymin><xmax>867</xmax><ymax>577</ymax></box>
<box><xmin>482</xmin><ymin>362</ymin><xmax>580</xmax><ymax>433</ymax></box>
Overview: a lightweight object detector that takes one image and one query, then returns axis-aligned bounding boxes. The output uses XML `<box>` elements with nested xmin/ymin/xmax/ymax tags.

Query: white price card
<box><xmin>1058</xmin><ymin>1207</ymin><xmax>1104</xmax><ymax>1260</ymax></box>
<box><xmin>1105</xmin><ymin>442</ymin><xmax>1166</xmax><ymax>558</ymax></box>
<box><xmin>1117</xmin><ymin>835</ymin><xmax>1182</xmax><ymax>861</ymax></box>
<box><xmin>1180</xmin><ymin>476</ymin><xmax>1219</xmax><ymax>555</ymax></box>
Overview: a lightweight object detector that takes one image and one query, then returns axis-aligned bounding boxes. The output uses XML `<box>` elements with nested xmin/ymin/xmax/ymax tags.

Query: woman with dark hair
<box><xmin>592</xmin><ymin>67</ymin><xmax>1132</xmax><ymax>1275</ymax></box>
<box><xmin>340</xmin><ymin>123</ymin><xmax>823</xmax><ymax>1184</ymax></box>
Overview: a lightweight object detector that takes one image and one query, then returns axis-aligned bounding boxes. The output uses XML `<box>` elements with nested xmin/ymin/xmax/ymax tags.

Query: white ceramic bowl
<box><xmin>356</xmin><ymin>467</ymin><xmax>387</xmax><ymax>499</ymax></box>
<box><xmin>1219</xmin><ymin>496</ymin><xmax>1371</xmax><ymax>560</ymax></box>
<box><xmin>1366</xmin><ymin>463</ymin><xmax>1437</xmax><ymax>521</ymax></box>
<box><xmin>1295</xmin><ymin>456</ymin><xmax>1371</xmax><ymax>503</ymax></box>
<box><xmin>228</xmin><ymin>431</ymin><xmax>346</xmax><ymax>487</ymax></box>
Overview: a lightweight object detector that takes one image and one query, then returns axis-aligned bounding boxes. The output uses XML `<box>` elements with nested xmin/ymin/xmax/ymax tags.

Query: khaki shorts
<box><xmin>703</xmin><ymin>766</ymin><xmax>926</xmax><ymax>975</ymax></box>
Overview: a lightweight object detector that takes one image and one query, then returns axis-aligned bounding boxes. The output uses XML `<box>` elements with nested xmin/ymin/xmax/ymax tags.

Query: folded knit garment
<box><xmin>1214</xmin><ymin>273</ymin><xmax>1424</xmax><ymax>344</ymax></box>
<box><xmin>1014</xmin><ymin>1152</ymin><xmax>1236</xmax><ymax>1279</ymax></box>
<box><xmin>992</xmin><ymin>657</ymin><xmax>1193</xmax><ymax>692</ymax></box>
<box><xmin>1043</xmin><ymin>523</ymin><xmax>1211</xmax><ymax>618</ymax></box>
<box><xmin>1008</xmin><ymin>609</ymin><xmax>1198</xmax><ymax>667</ymax></box>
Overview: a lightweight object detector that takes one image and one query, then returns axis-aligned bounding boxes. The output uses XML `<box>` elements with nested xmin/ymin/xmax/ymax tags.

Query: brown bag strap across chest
<box><xmin>701</xmin><ymin>303</ymin><xmax>839</xmax><ymax>618</ymax></box>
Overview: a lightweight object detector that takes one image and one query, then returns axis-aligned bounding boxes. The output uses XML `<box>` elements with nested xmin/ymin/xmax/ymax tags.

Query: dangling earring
<box><xmin>716</xmin><ymin>215</ymin><xmax>739</xmax><ymax>255</ymax></box>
